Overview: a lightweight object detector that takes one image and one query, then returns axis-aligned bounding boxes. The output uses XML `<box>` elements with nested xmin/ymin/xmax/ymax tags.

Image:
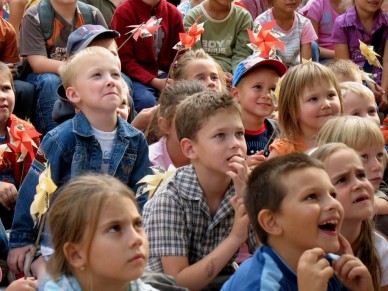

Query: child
<box><xmin>268</xmin><ymin>62</ymin><xmax>342</xmax><ymax>157</ymax></box>
<box><xmin>184</xmin><ymin>0</ymin><xmax>252</xmax><ymax>81</ymax></box>
<box><xmin>231</xmin><ymin>54</ymin><xmax>287</xmax><ymax>162</ymax></box>
<box><xmin>222</xmin><ymin>153</ymin><xmax>373</xmax><ymax>290</ymax></box>
<box><xmin>317</xmin><ymin>116</ymin><xmax>388</xmax><ymax>236</ymax></box>
<box><xmin>332</xmin><ymin>0</ymin><xmax>388</xmax><ymax>111</ymax></box>
<box><xmin>310</xmin><ymin>143</ymin><xmax>388</xmax><ymax>290</ymax></box>
<box><xmin>172</xmin><ymin>49</ymin><xmax>227</xmax><ymax>93</ymax></box>
<box><xmin>324</xmin><ymin>58</ymin><xmax>363</xmax><ymax>83</ymax></box>
<box><xmin>7</xmin><ymin>47</ymin><xmax>152</xmax><ymax>277</ymax></box>
<box><xmin>44</xmin><ymin>174</ymin><xmax>156</xmax><ymax>290</ymax></box>
<box><xmin>341</xmin><ymin>81</ymin><xmax>380</xmax><ymax>126</ymax></box>
<box><xmin>19</xmin><ymin>0</ymin><xmax>107</xmax><ymax>134</ymax></box>
<box><xmin>148</xmin><ymin>80</ymin><xmax>207</xmax><ymax>169</ymax></box>
<box><xmin>111</xmin><ymin>0</ymin><xmax>184</xmax><ymax>112</ymax></box>
<box><xmin>0</xmin><ymin>62</ymin><xmax>40</xmax><ymax>230</ymax></box>
<box><xmin>142</xmin><ymin>91</ymin><xmax>256</xmax><ymax>290</ymax></box>
<box><xmin>254</xmin><ymin>0</ymin><xmax>317</xmax><ymax>66</ymax></box>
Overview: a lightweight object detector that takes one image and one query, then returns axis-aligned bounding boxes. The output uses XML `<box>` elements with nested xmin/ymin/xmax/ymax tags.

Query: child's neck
<box><xmin>203</xmin><ymin>0</ymin><xmax>231</xmax><ymax>20</ymax></box>
<box><xmin>77</xmin><ymin>272</ymin><xmax>128</xmax><ymax>291</ymax></box>
<box><xmin>242</xmin><ymin>114</ymin><xmax>265</xmax><ymax>131</ymax></box>
<box><xmin>301</xmin><ymin>133</ymin><xmax>317</xmax><ymax>150</ymax></box>
<box><xmin>83</xmin><ymin>110</ymin><xmax>118</xmax><ymax>132</ymax></box>
<box><xmin>330</xmin><ymin>0</ymin><xmax>345</xmax><ymax>14</ymax></box>
<box><xmin>0</xmin><ymin>123</ymin><xmax>7</xmax><ymax>137</ymax></box>
<box><xmin>340</xmin><ymin>219</ymin><xmax>363</xmax><ymax>255</ymax></box>
<box><xmin>268</xmin><ymin>239</ymin><xmax>302</xmax><ymax>272</ymax></box>
<box><xmin>272</xmin><ymin>7</ymin><xmax>294</xmax><ymax>31</ymax></box>
<box><xmin>50</xmin><ymin>0</ymin><xmax>77</xmax><ymax>23</ymax></box>
<box><xmin>165</xmin><ymin>136</ymin><xmax>190</xmax><ymax>168</ymax></box>
<box><xmin>356</xmin><ymin>5</ymin><xmax>377</xmax><ymax>33</ymax></box>
<box><xmin>142</xmin><ymin>0</ymin><xmax>160</xmax><ymax>7</ymax></box>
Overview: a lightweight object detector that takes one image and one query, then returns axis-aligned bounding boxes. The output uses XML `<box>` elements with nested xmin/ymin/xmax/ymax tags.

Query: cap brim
<box><xmin>68</xmin><ymin>30</ymin><xmax>120</xmax><ymax>56</ymax></box>
<box><xmin>245</xmin><ymin>59</ymin><xmax>288</xmax><ymax>77</ymax></box>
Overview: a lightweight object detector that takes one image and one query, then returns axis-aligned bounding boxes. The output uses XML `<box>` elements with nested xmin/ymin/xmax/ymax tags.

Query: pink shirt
<box><xmin>149</xmin><ymin>136</ymin><xmax>174</xmax><ymax>170</ymax></box>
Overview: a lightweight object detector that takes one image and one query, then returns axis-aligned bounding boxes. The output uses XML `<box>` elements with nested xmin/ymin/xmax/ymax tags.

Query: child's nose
<box><xmin>370</xmin><ymin>157</ymin><xmax>383</xmax><ymax>172</ymax></box>
<box><xmin>128</xmin><ymin>228</ymin><xmax>144</xmax><ymax>248</ymax></box>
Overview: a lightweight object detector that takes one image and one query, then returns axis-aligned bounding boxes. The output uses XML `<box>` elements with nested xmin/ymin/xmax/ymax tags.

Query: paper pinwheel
<box><xmin>8</xmin><ymin>120</ymin><xmax>40</xmax><ymax>162</ymax></box>
<box><xmin>359</xmin><ymin>40</ymin><xmax>382</xmax><ymax>69</ymax></box>
<box><xmin>30</xmin><ymin>165</ymin><xmax>57</xmax><ymax>226</ymax></box>
<box><xmin>127</xmin><ymin>17</ymin><xmax>162</xmax><ymax>41</ymax></box>
<box><xmin>247</xmin><ymin>20</ymin><xmax>285</xmax><ymax>58</ymax></box>
<box><xmin>174</xmin><ymin>16</ymin><xmax>205</xmax><ymax>50</ymax></box>
<box><xmin>0</xmin><ymin>144</ymin><xmax>11</xmax><ymax>165</ymax></box>
<box><xmin>137</xmin><ymin>165</ymin><xmax>176</xmax><ymax>199</ymax></box>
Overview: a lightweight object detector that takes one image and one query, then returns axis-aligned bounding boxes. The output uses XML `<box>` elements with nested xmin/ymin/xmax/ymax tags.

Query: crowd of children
<box><xmin>1</xmin><ymin>0</ymin><xmax>388</xmax><ymax>288</ymax></box>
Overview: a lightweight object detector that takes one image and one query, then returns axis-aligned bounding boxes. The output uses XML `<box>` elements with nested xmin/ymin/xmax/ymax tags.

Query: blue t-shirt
<box><xmin>221</xmin><ymin>245</ymin><xmax>345</xmax><ymax>291</ymax></box>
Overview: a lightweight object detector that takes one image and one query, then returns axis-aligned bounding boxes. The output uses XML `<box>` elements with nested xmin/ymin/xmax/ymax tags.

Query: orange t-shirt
<box><xmin>0</xmin><ymin>18</ymin><xmax>20</xmax><ymax>63</ymax></box>
<box><xmin>269</xmin><ymin>138</ymin><xmax>308</xmax><ymax>156</ymax></box>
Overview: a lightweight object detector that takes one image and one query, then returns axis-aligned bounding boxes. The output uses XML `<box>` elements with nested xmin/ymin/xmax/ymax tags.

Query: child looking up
<box><xmin>143</xmin><ymin>92</ymin><xmax>256</xmax><ymax>290</ymax></box>
<box><xmin>254</xmin><ymin>0</ymin><xmax>317</xmax><ymax>66</ymax></box>
<box><xmin>8</xmin><ymin>47</ymin><xmax>151</xmax><ymax>277</ymax></box>
<box><xmin>269</xmin><ymin>62</ymin><xmax>342</xmax><ymax>157</ymax></box>
<box><xmin>45</xmin><ymin>174</ymin><xmax>156</xmax><ymax>290</ymax></box>
<box><xmin>222</xmin><ymin>153</ymin><xmax>373</xmax><ymax>290</ymax></box>
<box><xmin>311</xmin><ymin>143</ymin><xmax>388</xmax><ymax>290</ymax></box>
<box><xmin>231</xmin><ymin>54</ymin><xmax>287</xmax><ymax>162</ymax></box>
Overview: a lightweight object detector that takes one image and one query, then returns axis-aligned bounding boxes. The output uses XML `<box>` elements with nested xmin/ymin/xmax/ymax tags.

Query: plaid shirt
<box><xmin>143</xmin><ymin>164</ymin><xmax>257</xmax><ymax>272</ymax></box>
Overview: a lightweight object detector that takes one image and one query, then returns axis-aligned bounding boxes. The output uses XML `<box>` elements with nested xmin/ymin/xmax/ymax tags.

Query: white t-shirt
<box><xmin>92</xmin><ymin>126</ymin><xmax>116</xmax><ymax>174</ymax></box>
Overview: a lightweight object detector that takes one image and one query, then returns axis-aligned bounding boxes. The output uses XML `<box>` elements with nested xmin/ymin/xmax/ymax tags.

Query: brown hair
<box><xmin>0</xmin><ymin>62</ymin><xmax>15</xmax><ymax>92</ymax></box>
<box><xmin>47</xmin><ymin>174</ymin><xmax>136</xmax><ymax>280</ymax></box>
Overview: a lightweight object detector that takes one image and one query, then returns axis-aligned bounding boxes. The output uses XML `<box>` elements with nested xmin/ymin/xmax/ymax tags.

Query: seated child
<box><xmin>45</xmin><ymin>174</ymin><xmax>157</xmax><ymax>290</ymax></box>
<box><xmin>231</xmin><ymin>54</ymin><xmax>287</xmax><ymax>163</ymax></box>
<box><xmin>142</xmin><ymin>91</ymin><xmax>256</xmax><ymax>290</ymax></box>
<box><xmin>324</xmin><ymin>58</ymin><xmax>363</xmax><ymax>83</ymax></box>
<box><xmin>8</xmin><ymin>47</ymin><xmax>151</xmax><ymax>277</ymax></box>
<box><xmin>222</xmin><ymin>153</ymin><xmax>373</xmax><ymax>290</ymax></box>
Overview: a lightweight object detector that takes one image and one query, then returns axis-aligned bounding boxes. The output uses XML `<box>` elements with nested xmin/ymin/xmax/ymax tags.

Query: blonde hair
<box><xmin>0</xmin><ymin>62</ymin><xmax>15</xmax><ymax>92</ymax></box>
<box><xmin>175</xmin><ymin>91</ymin><xmax>241</xmax><ymax>141</ymax></box>
<box><xmin>317</xmin><ymin>116</ymin><xmax>384</xmax><ymax>152</ymax></box>
<box><xmin>60</xmin><ymin>47</ymin><xmax>119</xmax><ymax>89</ymax></box>
<box><xmin>340</xmin><ymin>81</ymin><xmax>375</xmax><ymax>103</ymax></box>
<box><xmin>47</xmin><ymin>174</ymin><xmax>136</xmax><ymax>281</ymax></box>
<box><xmin>171</xmin><ymin>49</ymin><xmax>227</xmax><ymax>93</ymax></box>
<box><xmin>310</xmin><ymin>142</ymin><xmax>382</xmax><ymax>291</ymax></box>
<box><xmin>325</xmin><ymin>59</ymin><xmax>362</xmax><ymax>83</ymax></box>
<box><xmin>278</xmin><ymin>62</ymin><xmax>343</xmax><ymax>141</ymax></box>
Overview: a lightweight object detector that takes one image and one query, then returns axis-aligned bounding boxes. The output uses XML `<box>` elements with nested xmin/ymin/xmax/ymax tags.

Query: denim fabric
<box><xmin>26</xmin><ymin>73</ymin><xmax>61</xmax><ymax>135</ymax></box>
<box><xmin>311</xmin><ymin>41</ymin><xmax>320</xmax><ymax>62</ymax></box>
<box><xmin>9</xmin><ymin>112</ymin><xmax>152</xmax><ymax>248</ymax></box>
<box><xmin>0</xmin><ymin>219</ymin><xmax>8</xmax><ymax>261</ymax></box>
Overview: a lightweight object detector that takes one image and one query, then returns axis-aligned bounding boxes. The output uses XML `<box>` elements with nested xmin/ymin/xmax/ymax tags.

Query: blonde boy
<box><xmin>8</xmin><ymin>47</ymin><xmax>151</xmax><ymax>276</ymax></box>
<box><xmin>142</xmin><ymin>92</ymin><xmax>256</xmax><ymax>290</ymax></box>
<box><xmin>222</xmin><ymin>153</ymin><xmax>373</xmax><ymax>290</ymax></box>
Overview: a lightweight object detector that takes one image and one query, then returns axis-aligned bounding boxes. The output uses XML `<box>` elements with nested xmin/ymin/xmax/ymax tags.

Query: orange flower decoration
<box><xmin>247</xmin><ymin>20</ymin><xmax>285</xmax><ymax>58</ymax></box>
<box><xmin>175</xmin><ymin>16</ymin><xmax>205</xmax><ymax>50</ymax></box>
<box><xmin>8</xmin><ymin>120</ymin><xmax>41</xmax><ymax>162</ymax></box>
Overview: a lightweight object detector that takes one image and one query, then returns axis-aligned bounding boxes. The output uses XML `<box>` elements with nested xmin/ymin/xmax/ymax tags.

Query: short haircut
<box><xmin>340</xmin><ymin>81</ymin><xmax>375</xmax><ymax>103</ymax></box>
<box><xmin>47</xmin><ymin>174</ymin><xmax>136</xmax><ymax>280</ymax></box>
<box><xmin>278</xmin><ymin>62</ymin><xmax>343</xmax><ymax>141</ymax></box>
<box><xmin>325</xmin><ymin>59</ymin><xmax>362</xmax><ymax>83</ymax></box>
<box><xmin>175</xmin><ymin>91</ymin><xmax>241</xmax><ymax>141</ymax></box>
<box><xmin>244</xmin><ymin>153</ymin><xmax>324</xmax><ymax>244</ymax></box>
<box><xmin>0</xmin><ymin>61</ymin><xmax>15</xmax><ymax>92</ymax></box>
<box><xmin>60</xmin><ymin>46</ymin><xmax>119</xmax><ymax>89</ymax></box>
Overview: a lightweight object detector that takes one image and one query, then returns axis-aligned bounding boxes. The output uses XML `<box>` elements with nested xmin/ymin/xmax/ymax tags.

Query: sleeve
<box><xmin>19</xmin><ymin>10</ymin><xmax>48</xmax><ymax>57</ymax></box>
<box><xmin>232</xmin><ymin>9</ymin><xmax>253</xmax><ymax>73</ymax></box>
<box><xmin>300</xmin><ymin>17</ymin><xmax>318</xmax><ymax>44</ymax></box>
<box><xmin>298</xmin><ymin>0</ymin><xmax>322</xmax><ymax>22</ymax></box>
<box><xmin>331</xmin><ymin>16</ymin><xmax>348</xmax><ymax>44</ymax></box>
<box><xmin>1</xmin><ymin>21</ymin><xmax>20</xmax><ymax>63</ymax></box>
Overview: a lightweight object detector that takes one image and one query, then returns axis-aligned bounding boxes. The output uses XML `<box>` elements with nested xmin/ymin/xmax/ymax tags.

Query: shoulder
<box><xmin>294</xmin><ymin>11</ymin><xmax>313</xmax><ymax>25</ymax></box>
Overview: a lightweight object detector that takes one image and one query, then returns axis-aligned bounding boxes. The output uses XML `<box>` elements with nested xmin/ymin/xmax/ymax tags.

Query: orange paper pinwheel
<box><xmin>175</xmin><ymin>16</ymin><xmax>205</xmax><ymax>50</ymax></box>
<box><xmin>8</xmin><ymin>119</ymin><xmax>41</xmax><ymax>162</ymax></box>
<box><xmin>127</xmin><ymin>17</ymin><xmax>162</xmax><ymax>41</ymax></box>
<box><xmin>247</xmin><ymin>20</ymin><xmax>285</xmax><ymax>58</ymax></box>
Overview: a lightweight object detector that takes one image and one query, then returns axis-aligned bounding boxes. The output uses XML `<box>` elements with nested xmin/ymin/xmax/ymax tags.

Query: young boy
<box><xmin>142</xmin><ymin>91</ymin><xmax>257</xmax><ymax>290</ymax></box>
<box><xmin>8</xmin><ymin>47</ymin><xmax>152</xmax><ymax>276</ymax></box>
<box><xmin>231</xmin><ymin>54</ymin><xmax>287</xmax><ymax>162</ymax></box>
<box><xmin>222</xmin><ymin>153</ymin><xmax>373</xmax><ymax>290</ymax></box>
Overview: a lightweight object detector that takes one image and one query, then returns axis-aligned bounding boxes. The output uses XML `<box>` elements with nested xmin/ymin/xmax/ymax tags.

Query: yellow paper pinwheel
<box><xmin>0</xmin><ymin>144</ymin><xmax>11</xmax><ymax>165</ymax></box>
<box><xmin>359</xmin><ymin>40</ymin><xmax>382</xmax><ymax>69</ymax></box>
<box><xmin>30</xmin><ymin>165</ymin><xmax>57</xmax><ymax>226</ymax></box>
<box><xmin>137</xmin><ymin>165</ymin><xmax>176</xmax><ymax>198</ymax></box>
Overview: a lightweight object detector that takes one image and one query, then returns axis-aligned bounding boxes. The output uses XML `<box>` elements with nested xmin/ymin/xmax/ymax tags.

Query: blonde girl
<box><xmin>45</xmin><ymin>174</ymin><xmax>155</xmax><ymax>291</ymax></box>
<box><xmin>171</xmin><ymin>49</ymin><xmax>227</xmax><ymax>92</ymax></box>
<box><xmin>268</xmin><ymin>62</ymin><xmax>342</xmax><ymax>158</ymax></box>
<box><xmin>310</xmin><ymin>142</ymin><xmax>388</xmax><ymax>291</ymax></box>
<box><xmin>146</xmin><ymin>80</ymin><xmax>207</xmax><ymax>169</ymax></box>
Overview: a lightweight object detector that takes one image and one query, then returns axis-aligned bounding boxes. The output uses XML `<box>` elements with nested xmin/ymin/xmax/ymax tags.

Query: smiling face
<box><xmin>354</xmin><ymin>0</ymin><xmax>383</xmax><ymax>14</ymax></box>
<box><xmin>185</xmin><ymin>59</ymin><xmax>221</xmax><ymax>92</ymax></box>
<box><xmin>324</xmin><ymin>149</ymin><xmax>374</xmax><ymax>222</ymax></box>
<box><xmin>0</xmin><ymin>73</ymin><xmax>15</xmax><ymax>130</ymax></box>
<box><xmin>343</xmin><ymin>92</ymin><xmax>380</xmax><ymax>126</ymax></box>
<box><xmin>275</xmin><ymin>167</ymin><xmax>344</xmax><ymax>254</ymax></box>
<box><xmin>298</xmin><ymin>80</ymin><xmax>341</xmax><ymax>136</ymax></box>
<box><xmin>272</xmin><ymin>0</ymin><xmax>301</xmax><ymax>13</ymax></box>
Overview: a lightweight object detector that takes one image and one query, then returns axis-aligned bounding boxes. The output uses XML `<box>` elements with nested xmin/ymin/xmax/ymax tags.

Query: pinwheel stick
<box><xmin>118</xmin><ymin>23</ymin><xmax>145</xmax><ymax>51</ymax></box>
<box><xmin>164</xmin><ymin>48</ymin><xmax>183</xmax><ymax>89</ymax></box>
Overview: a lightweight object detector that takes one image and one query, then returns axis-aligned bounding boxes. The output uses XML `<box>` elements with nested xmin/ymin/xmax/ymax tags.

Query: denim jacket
<box><xmin>10</xmin><ymin>112</ymin><xmax>151</xmax><ymax>248</ymax></box>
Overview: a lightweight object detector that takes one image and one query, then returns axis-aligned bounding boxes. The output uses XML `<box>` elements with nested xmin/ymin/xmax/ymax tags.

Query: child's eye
<box><xmin>306</xmin><ymin>193</ymin><xmax>317</xmax><ymax>200</ymax></box>
<box><xmin>335</xmin><ymin>177</ymin><xmax>346</xmax><ymax>185</ymax></box>
<box><xmin>1</xmin><ymin>85</ymin><xmax>12</xmax><ymax>91</ymax></box>
<box><xmin>308</xmin><ymin>97</ymin><xmax>318</xmax><ymax>102</ymax></box>
<box><xmin>211</xmin><ymin>75</ymin><xmax>219</xmax><ymax>81</ymax></box>
<box><xmin>327</xmin><ymin>93</ymin><xmax>338</xmax><ymax>99</ymax></box>
<box><xmin>377</xmin><ymin>152</ymin><xmax>385</xmax><ymax>160</ymax></box>
<box><xmin>215</xmin><ymin>133</ymin><xmax>225</xmax><ymax>139</ymax></box>
<box><xmin>254</xmin><ymin>85</ymin><xmax>263</xmax><ymax>90</ymax></box>
<box><xmin>353</xmin><ymin>112</ymin><xmax>361</xmax><ymax>117</ymax></box>
<box><xmin>108</xmin><ymin>225</ymin><xmax>121</xmax><ymax>233</ymax></box>
<box><xmin>92</xmin><ymin>73</ymin><xmax>101</xmax><ymax>77</ymax></box>
<box><xmin>235</xmin><ymin>131</ymin><xmax>244</xmax><ymax>138</ymax></box>
<box><xmin>112</xmin><ymin>72</ymin><xmax>121</xmax><ymax>78</ymax></box>
<box><xmin>134</xmin><ymin>220</ymin><xmax>143</xmax><ymax>228</ymax></box>
<box><xmin>368</xmin><ymin>109</ymin><xmax>377</xmax><ymax>115</ymax></box>
<box><xmin>360</xmin><ymin>154</ymin><xmax>368</xmax><ymax>161</ymax></box>
<box><xmin>357</xmin><ymin>172</ymin><xmax>367</xmax><ymax>179</ymax></box>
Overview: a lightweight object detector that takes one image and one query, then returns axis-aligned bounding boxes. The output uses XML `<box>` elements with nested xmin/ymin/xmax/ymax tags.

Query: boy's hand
<box><xmin>297</xmin><ymin>248</ymin><xmax>334</xmax><ymax>291</ymax></box>
<box><xmin>227</xmin><ymin>155</ymin><xmax>249</xmax><ymax>198</ymax></box>
<box><xmin>6</xmin><ymin>277</ymin><xmax>37</xmax><ymax>291</ymax></box>
<box><xmin>0</xmin><ymin>182</ymin><xmax>18</xmax><ymax>210</ymax></box>
<box><xmin>131</xmin><ymin>105</ymin><xmax>159</xmax><ymax>132</ymax></box>
<box><xmin>7</xmin><ymin>245</ymin><xmax>32</xmax><ymax>274</ymax></box>
<box><xmin>229</xmin><ymin>196</ymin><xmax>249</xmax><ymax>245</ymax></box>
<box><xmin>150</xmin><ymin>78</ymin><xmax>173</xmax><ymax>91</ymax></box>
<box><xmin>246</xmin><ymin>150</ymin><xmax>266</xmax><ymax>168</ymax></box>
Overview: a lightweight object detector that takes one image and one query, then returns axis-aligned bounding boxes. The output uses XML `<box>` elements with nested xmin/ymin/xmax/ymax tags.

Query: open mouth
<box><xmin>353</xmin><ymin>195</ymin><xmax>369</xmax><ymax>204</ymax></box>
<box><xmin>318</xmin><ymin>220</ymin><xmax>338</xmax><ymax>232</ymax></box>
<box><xmin>0</xmin><ymin>105</ymin><xmax>8</xmax><ymax>109</ymax></box>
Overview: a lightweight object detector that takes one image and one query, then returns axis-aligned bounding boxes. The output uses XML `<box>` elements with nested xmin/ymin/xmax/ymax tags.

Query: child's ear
<box><xmin>63</xmin><ymin>242</ymin><xmax>87</xmax><ymax>269</ymax></box>
<box><xmin>230</xmin><ymin>87</ymin><xmax>240</xmax><ymax>102</ymax></box>
<box><xmin>258</xmin><ymin>209</ymin><xmax>282</xmax><ymax>236</ymax></box>
<box><xmin>158</xmin><ymin>117</ymin><xmax>171</xmax><ymax>135</ymax></box>
<box><xmin>181</xmin><ymin>138</ymin><xmax>197</xmax><ymax>160</ymax></box>
<box><xmin>66</xmin><ymin>87</ymin><xmax>81</xmax><ymax>105</ymax></box>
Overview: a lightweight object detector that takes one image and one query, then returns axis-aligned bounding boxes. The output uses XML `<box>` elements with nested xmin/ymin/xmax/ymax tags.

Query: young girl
<box><xmin>332</xmin><ymin>0</ymin><xmax>388</xmax><ymax>110</ymax></box>
<box><xmin>310</xmin><ymin>142</ymin><xmax>388</xmax><ymax>291</ymax></box>
<box><xmin>172</xmin><ymin>49</ymin><xmax>227</xmax><ymax>93</ymax></box>
<box><xmin>147</xmin><ymin>80</ymin><xmax>207</xmax><ymax>169</ymax></box>
<box><xmin>268</xmin><ymin>62</ymin><xmax>342</xmax><ymax>157</ymax></box>
<box><xmin>341</xmin><ymin>81</ymin><xmax>380</xmax><ymax>126</ymax></box>
<box><xmin>317</xmin><ymin>116</ymin><xmax>388</xmax><ymax>236</ymax></box>
<box><xmin>45</xmin><ymin>174</ymin><xmax>156</xmax><ymax>291</ymax></box>
<box><xmin>254</xmin><ymin>0</ymin><xmax>317</xmax><ymax>66</ymax></box>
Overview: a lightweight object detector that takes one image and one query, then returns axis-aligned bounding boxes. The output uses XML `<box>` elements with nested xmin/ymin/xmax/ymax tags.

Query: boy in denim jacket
<box><xmin>8</xmin><ymin>47</ymin><xmax>152</xmax><ymax>277</ymax></box>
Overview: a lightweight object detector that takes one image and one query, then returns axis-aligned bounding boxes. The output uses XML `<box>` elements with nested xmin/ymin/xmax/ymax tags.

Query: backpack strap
<box><xmin>38</xmin><ymin>0</ymin><xmax>96</xmax><ymax>41</ymax></box>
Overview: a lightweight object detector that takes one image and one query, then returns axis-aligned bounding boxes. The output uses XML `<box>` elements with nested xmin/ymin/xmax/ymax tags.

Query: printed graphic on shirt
<box><xmin>201</xmin><ymin>34</ymin><xmax>233</xmax><ymax>54</ymax></box>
